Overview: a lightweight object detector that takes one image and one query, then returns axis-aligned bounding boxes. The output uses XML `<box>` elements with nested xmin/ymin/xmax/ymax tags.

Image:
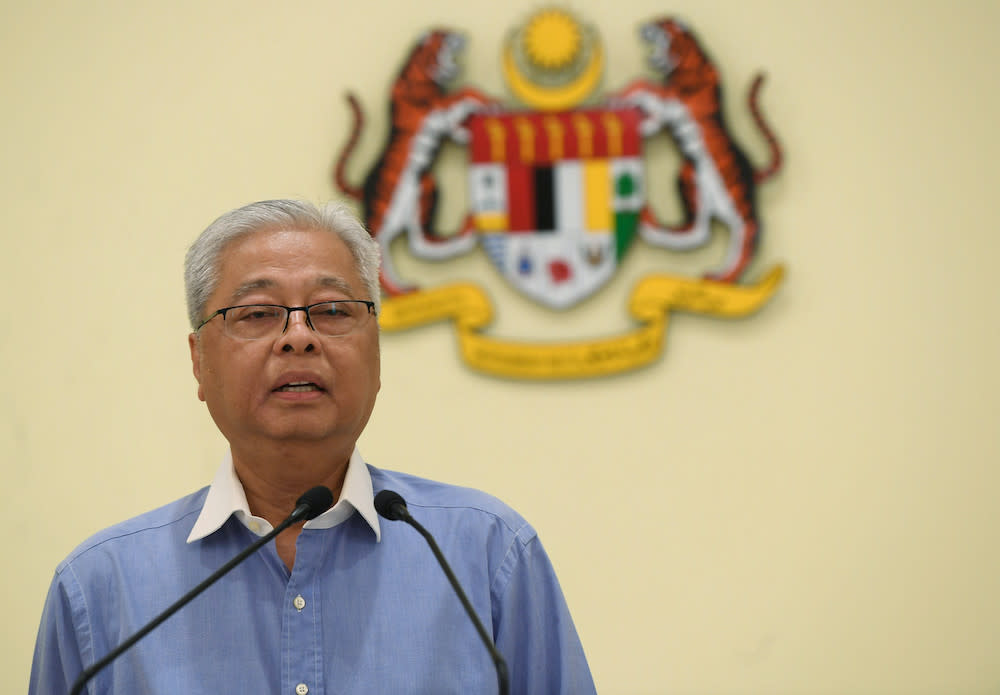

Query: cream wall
<box><xmin>3</xmin><ymin>1</ymin><xmax>998</xmax><ymax>693</ymax></box>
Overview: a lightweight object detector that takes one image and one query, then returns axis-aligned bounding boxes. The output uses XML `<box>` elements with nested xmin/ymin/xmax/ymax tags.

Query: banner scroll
<box><xmin>379</xmin><ymin>265</ymin><xmax>785</xmax><ymax>380</ymax></box>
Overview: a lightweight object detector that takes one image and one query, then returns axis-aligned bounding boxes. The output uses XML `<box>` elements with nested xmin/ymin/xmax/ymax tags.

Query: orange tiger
<box><xmin>616</xmin><ymin>18</ymin><xmax>782</xmax><ymax>283</ymax></box>
<box><xmin>334</xmin><ymin>30</ymin><xmax>495</xmax><ymax>296</ymax></box>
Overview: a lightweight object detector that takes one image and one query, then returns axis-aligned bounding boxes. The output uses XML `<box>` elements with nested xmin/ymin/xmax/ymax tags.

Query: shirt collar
<box><xmin>186</xmin><ymin>448</ymin><xmax>381</xmax><ymax>543</ymax></box>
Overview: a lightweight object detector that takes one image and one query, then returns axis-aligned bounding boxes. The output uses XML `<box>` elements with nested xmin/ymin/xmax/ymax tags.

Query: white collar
<box><xmin>186</xmin><ymin>448</ymin><xmax>381</xmax><ymax>543</ymax></box>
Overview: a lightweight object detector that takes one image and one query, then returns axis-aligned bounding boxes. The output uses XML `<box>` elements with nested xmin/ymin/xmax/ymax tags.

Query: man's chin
<box><xmin>232</xmin><ymin>416</ymin><xmax>342</xmax><ymax>446</ymax></box>
<box><xmin>266</xmin><ymin>423</ymin><xmax>339</xmax><ymax>443</ymax></box>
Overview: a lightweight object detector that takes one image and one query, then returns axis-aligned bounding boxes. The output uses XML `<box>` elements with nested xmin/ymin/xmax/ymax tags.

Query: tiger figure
<box><xmin>335</xmin><ymin>30</ymin><xmax>496</xmax><ymax>296</ymax></box>
<box><xmin>616</xmin><ymin>18</ymin><xmax>782</xmax><ymax>283</ymax></box>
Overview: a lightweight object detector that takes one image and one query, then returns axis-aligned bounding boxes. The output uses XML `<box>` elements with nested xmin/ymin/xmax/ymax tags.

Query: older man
<box><xmin>29</xmin><ymin>200</ymin><xmax>596</xmax><ymax>694</ymax></box>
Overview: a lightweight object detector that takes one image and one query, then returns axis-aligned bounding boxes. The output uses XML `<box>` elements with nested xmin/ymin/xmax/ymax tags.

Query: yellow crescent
<box><xmin>502</xmin><ymin>39</ymin><xmax>604</xmax><ymax>111</ymax></box>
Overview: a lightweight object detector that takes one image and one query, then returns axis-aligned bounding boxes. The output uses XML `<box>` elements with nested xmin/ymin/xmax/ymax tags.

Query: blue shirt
<box><xmin>29</xmin><ymin>452</ymin><xmax>596</xmax><ymax>694</ymax></box>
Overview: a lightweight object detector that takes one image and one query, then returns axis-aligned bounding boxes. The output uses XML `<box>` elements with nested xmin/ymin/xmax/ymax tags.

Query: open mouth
<box><xmin>274</xmin><ymin>381</ymin><xmax>324</xmax><ymax>393</ymax></box>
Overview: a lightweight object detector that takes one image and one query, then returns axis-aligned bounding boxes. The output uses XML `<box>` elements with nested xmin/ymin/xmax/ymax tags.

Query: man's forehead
<box><xmin>213</xmin><ymin>227</ymin><xmax>361</xmax><ymax>299</ymax></box>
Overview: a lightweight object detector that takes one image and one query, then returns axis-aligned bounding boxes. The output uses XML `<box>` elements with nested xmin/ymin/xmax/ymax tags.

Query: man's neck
<box><xmin>231</xmin><ymin>442</ymin><xmax>350</xmax><ymax>525</ymax></box>
<box><xmin>230</xmin><ymin>442</ymin><xmax>351</xmax><ymax>572</ymax></box>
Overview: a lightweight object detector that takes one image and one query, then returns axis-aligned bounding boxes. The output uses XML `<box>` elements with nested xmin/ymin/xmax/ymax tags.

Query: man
<box><xmin>29</xmin><ymin>199</ymin><xmax>596</xmax><ymax>694</ymax></box>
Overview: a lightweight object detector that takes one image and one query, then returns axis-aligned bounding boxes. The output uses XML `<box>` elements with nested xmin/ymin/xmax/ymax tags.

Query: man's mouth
<box><xmin>275</xmin><ymin>381</ymin><xmax>323</xmax><ymax>393</ymax></box>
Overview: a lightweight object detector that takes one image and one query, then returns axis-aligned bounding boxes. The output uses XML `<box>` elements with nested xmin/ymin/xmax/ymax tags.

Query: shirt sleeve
<box><xmin>491</xmin><ymin>532</ymin><xmax>597</xmax><ymax>695</ymax></box>
<box><xmin>29</xmin><ymin>568</ymin><xmax>89</xmax><ymax>695</ymax></box>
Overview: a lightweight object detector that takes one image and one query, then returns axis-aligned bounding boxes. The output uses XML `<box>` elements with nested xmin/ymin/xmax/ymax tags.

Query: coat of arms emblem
<box><xmin>334</xmin><ymin>9</ymin><xmax>785</xmax><ymax>379</ymax></box>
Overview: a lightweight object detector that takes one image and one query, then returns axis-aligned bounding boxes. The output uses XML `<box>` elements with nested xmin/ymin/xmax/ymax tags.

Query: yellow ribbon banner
<box><xmin>379</xmin><ymin>265</ymin><xmax>785</xmax><ymax>380</ymax></box>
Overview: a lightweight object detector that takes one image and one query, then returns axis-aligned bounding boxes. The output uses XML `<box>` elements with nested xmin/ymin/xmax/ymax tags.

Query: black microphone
<box><xmin>69</xmin><ymin>485</ymin><xmax>334</xmax><ymax>695</ymax></box>
<box><xmin>374</xmin><ymin>489</ymin><xmax>510</xmax><ymax>695</ymax></box>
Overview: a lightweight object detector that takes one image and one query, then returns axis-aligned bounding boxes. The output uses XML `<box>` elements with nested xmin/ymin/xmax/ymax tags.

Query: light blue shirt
<box><xmin>29</xmin><ymin>451</ymin><xmax>596</xmax><ymax>694</ymax></box>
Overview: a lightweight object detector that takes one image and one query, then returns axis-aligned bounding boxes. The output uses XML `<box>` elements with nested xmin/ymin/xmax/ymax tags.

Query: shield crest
<box><xmin>468</xmin><ymin>108</ymin><xmax>643</xmax><ymax>309</ymax></box>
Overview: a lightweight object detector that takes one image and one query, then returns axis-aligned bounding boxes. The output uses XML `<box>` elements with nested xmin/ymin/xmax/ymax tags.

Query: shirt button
<box><xmin>295</xmin><ymin>684</ymin><xmax>309</xmax><ymax>695</ymax></box>
<box><xmin>293</xmin><ymin>595</ymin><xmax>306</xmax><ymax>611</ymax></box>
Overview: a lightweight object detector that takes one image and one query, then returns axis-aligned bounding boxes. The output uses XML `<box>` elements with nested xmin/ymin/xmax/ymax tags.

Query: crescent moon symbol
<box><xmin>502</xmin><ymin>40</ymin><xmax>604</xmax><ymax>111</ymax></box>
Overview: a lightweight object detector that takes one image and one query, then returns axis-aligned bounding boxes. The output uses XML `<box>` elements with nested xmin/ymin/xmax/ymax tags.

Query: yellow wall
<box><xmin>3</xmin><ymin>1</ymin><xmax>998</xmax><ymax>692</ymax></box>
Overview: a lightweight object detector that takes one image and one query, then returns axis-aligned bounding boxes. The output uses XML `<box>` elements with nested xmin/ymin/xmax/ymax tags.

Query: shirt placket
<box><xmin>281</xmin><ymin>531</ymin><xmax>324</xmax><ymax>695</ymax></box>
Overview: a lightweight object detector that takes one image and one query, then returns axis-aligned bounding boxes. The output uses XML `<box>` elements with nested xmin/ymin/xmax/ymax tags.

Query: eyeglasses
<box><xmin>196</xmin><ymin>301</ymin><xmax>376</xmax><ymax>340</ymax></box>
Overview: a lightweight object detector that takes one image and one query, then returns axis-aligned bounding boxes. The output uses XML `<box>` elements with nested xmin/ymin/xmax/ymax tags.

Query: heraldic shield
<box><xmin>468</xmin><ymin>108</ymin><xmax>643</xmax><ymax>309</ymax></box>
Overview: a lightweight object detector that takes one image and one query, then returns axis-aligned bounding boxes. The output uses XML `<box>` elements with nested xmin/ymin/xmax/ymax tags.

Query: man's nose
<box><xmin>277</xmin><ymin>308</ymin><xmax>317</xmax><ymax>353</ymax></box>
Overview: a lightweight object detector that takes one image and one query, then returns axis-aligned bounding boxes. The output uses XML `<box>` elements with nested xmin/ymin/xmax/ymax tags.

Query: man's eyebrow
<box><xmin>230</xmin><ymin>279</ymin><xmax>275</xmax><ymax>303</ymax></box>
<box><xmin>316</xmin><ymin>277</ymin><xmax>356</xmax><ymax>296</ymax></box>
<box><xmin>228</xmin><ymin>277</ymin><xmax>357</xmax><ymax>303</ymax></box>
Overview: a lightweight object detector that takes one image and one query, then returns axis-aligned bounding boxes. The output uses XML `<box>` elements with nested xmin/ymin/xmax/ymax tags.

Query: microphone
<box><xmin>374</xmin><ymin>489</ymin><xmax>510</xmax><ymax>695</ymax></box>
<box><xmin>69</xmin><ymin>485</ymin><xmax>334</xmax><ymax>695</ymax></box>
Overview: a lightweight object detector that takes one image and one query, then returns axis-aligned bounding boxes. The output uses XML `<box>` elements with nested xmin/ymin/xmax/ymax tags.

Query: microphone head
<box><xmin>296</xmin><ymin>486</ymin><xmax>334</xmax><ymax>520</ymax></box>
<box><xmin>374</xmin><ymin>489</ymin><xmax>407</xmax><ymax>521</ymax></box>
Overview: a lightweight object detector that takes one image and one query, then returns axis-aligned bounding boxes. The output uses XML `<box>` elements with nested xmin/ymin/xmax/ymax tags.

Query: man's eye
<box><xmin>314</xmin><ymin>304</ymin><xmax>346</xmax><ymax>317</ymax></box>
<box><xmin>234</xmin><ymin>307</ymin><xmax>282</xmax><ymax>322</ymax></box>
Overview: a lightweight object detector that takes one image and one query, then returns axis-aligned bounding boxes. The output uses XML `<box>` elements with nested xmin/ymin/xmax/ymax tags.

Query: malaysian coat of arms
<box><xmin>334</xmin><ymin>9</ymin><xmax>785</xmax><ymax>380</ymax></box>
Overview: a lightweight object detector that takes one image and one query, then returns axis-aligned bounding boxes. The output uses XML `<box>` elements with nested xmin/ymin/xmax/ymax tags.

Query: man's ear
<box><xmin>188</xmin><ymin>333</ymin><xmax>206</xmax><ymax>402</ymax></box>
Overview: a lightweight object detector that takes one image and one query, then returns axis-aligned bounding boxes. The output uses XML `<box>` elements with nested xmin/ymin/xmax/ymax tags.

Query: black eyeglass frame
<box><xmin>196</xmin><ymin>300</ymin><xmax>377</xmax><ymax>338</ymax></box>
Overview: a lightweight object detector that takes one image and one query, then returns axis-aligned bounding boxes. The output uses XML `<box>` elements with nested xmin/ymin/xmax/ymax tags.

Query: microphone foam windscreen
<box><xmin>297</xmin><ymin>486</ymin><xmax>334</xmax><ymax>520</ymax></box>
<box><xmin>374</xmin><ymin>490</ymin><xmax>407</xmax><ymax>521</ymax></box>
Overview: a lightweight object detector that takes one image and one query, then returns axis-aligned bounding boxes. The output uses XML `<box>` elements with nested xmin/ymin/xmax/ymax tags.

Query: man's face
<box><xmin>189</xmin><ymin>227</ymin><xmax>380</xmax><ymax>450</ymax></box>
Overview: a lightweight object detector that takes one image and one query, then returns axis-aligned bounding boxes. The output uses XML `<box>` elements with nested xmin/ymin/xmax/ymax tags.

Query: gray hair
<box><xmin>184</xmin><ymin>200</ymin><xmax>381</xmax><ymax>329</ymax></box>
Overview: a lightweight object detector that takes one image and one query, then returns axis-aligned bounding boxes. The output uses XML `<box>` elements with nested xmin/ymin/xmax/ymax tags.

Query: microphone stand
<box><xmin>70</xmin><ymin>489</ymin><xmax>331</xmax><ymax>695</ymax></box>
<box><xmin>376</xmin><ymin>491</ymin><xmax>510</xmax><ymax>695</ymax></box>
